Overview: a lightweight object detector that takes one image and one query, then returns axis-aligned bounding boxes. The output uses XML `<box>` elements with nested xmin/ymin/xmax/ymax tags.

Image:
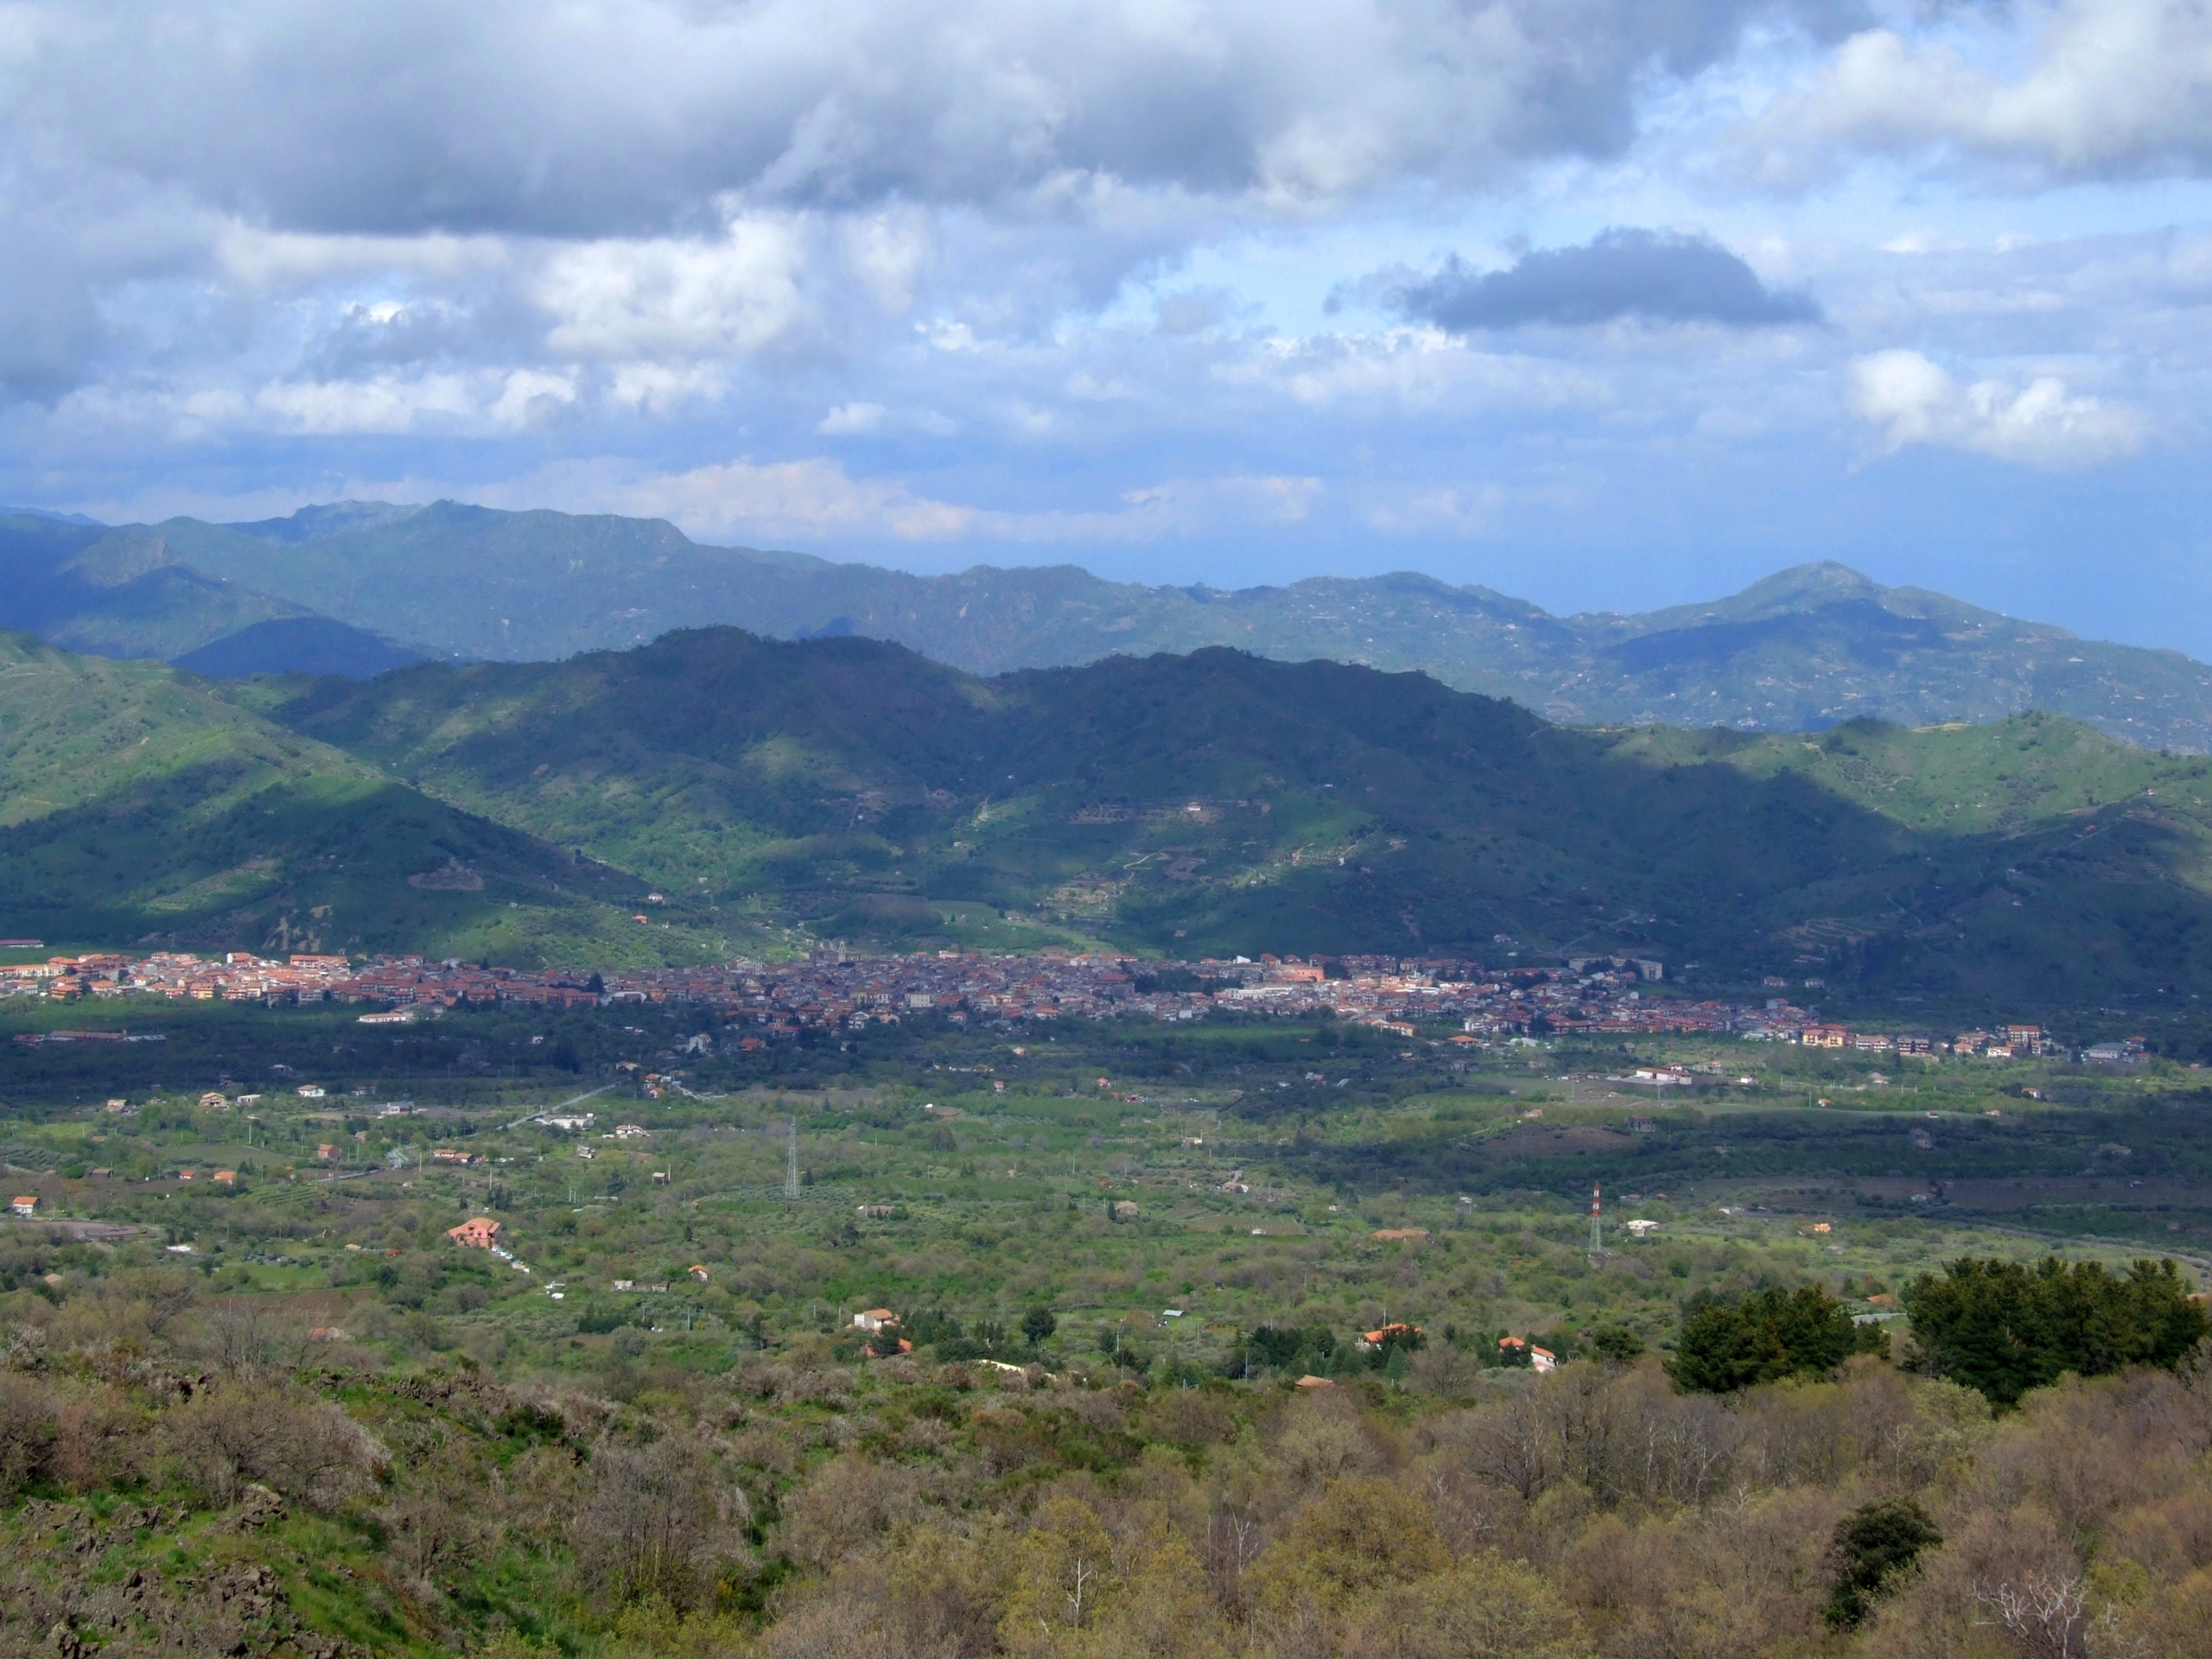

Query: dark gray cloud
<box><xmin>0</xmin><ymin>2</ymin><xmax>1870</xmax><ymax>238</ymax></box>
<box><xmin>1392</xmin><ymin>229</ymin><xmax>1821</xmax><ymax>331</ymax></box>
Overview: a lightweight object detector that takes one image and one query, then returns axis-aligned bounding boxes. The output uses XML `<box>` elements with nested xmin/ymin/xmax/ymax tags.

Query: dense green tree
<box><xmin>1825</xmin><ymin>1496</ymin><xmax>1942</xmax><ymax>1630</ymax></box>
<box><xmin>1667</xmin><ymin>1284</ymin><xmax>1870</xmax><ymax>1393</ymax></box>
<box><xmin>1237</xmin><ymin>1322</ymin><xmax>1338</xmax><ymax>1376</ymax></box>
<box><xmin>1020</xmin><ymin>1305</ymin><xmax>1058</xmax><ymax>1344</ymax></box>
<box><xmin>1903</xmin><ymin>1255</ymin><xmax>2210</xmax><ymax>1407</ymax></box>
<box><xmin>1587</xmin><ymin>1324</ymin><xmax>1646</xmax><ymax>1365</ymax></box>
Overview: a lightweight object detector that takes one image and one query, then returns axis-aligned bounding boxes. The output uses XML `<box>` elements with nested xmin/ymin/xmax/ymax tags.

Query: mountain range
<box><xmin>6</xmin><ymin>500</ymin><xmax>2211</xmax><ymax>751</ymax></box>
<box><xmin>10</xmin><ymin>620</ymin><xmax>2212</xmax><ymax>1013</ymax></box>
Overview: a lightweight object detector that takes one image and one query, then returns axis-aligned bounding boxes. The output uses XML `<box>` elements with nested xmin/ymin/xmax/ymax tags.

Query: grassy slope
<box><xmin>267</xmin><ymin>628</ymin><xmax>2212</xmax><ymax>1003</ymax></box>
<box><xmin>0</xmin><ymin>632</ymin><xmax>749</xmax><ymax>966</ymax></box>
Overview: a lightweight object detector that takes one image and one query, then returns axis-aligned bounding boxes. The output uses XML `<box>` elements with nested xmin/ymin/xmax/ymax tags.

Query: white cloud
<box><xmin>214</xmin><ymin>226</ymin><xmax>511</xmax><ymax>288</ymax></box>
<box><xmin>606</xmin><ymin>360</ymin><xmax>729</xmax><ymax>413</ymax></box>
<box><xmin>487</xmin><ymin>370</ymin><xmax>579</xmax><ymax>429</ymax></box>
<box><xmin>1742</xmin><ymin>2</ymin><xmax>2212</xmax><ymax>186</ymax></box>
<box><xmin>817</xmin><ymin>401</ymin><xmax>887</xmax><ymax>435</ymax></box>
<box><xmin>1847</xmin><ymin>348</ymin><xmax>2147</xmax><ymax>469</ymax></box>
<box><xmin>841</xmin><ymin>207</ymin><xmax>935</xmax><ymax>312</ymax></box>
<box><xmin>1232</xmin><ymin>327</ymin><xmax>1607</xmax><ymax>411</ymax></box>
<box><xmin>254</xmin><ymin>373</ymin><xmax>480</xmax><ymax>435</ymax></box>
<box><xmin>536</xmin><ymin>217</ymin><xmax>814</xmax><ymax>360</ymax></box>
<box><xmin>1122</xmin><ymin>473</ymin><xmax>1322</xmax><ymax>525</ymax></box>
<box><xmin>517</xmin><ymin>455</ymin><xmax>1326</xmax><ymax>547</ymax></box>
<box><xmin>1365</xmin><ymin>484</ymin><xmax>1505</xmax><ymax>534</ymax></box>
<box><xmin>248</xmin><ymin>369</ymin><xmax>575</xmax><ymax>435</ymax></box>
<box><xmin>616</xmin><ymin>457</ymin><xmax>981</xmax><ymax>542</ymax></box>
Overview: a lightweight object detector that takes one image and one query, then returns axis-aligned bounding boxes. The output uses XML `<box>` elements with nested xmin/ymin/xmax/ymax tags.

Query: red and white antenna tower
<box><xmin>1590</xmin><ymin>1181</ymin><xmax>1603</xmax><ymax>1253</ymax></box>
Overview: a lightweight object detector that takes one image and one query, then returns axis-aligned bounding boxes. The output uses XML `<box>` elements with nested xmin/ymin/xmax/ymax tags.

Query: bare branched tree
<box><xmin>160</xmin><ymin>1379</ymin><xmax>382</xmax><ymax>1509</ymax></box>
<box><xmin>1977</xmin><ymin>1572</ymin><xmax>2089</xmax><ymax>1659</ymax></box>
<box><xmin>1466</xmin><ymin>1389</ymin><xmax>1553</xmax><ymax>1501</ymax></box>
<box><xmin>569</xmin><ymin>1433</ymin><xmax>749</xmax><ymax>1605</ymax></box>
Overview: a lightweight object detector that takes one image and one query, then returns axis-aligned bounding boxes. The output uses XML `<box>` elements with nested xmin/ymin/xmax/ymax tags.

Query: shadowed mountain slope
<box><xmin>170</xmin><ymin>618</ymin><xmax>427</xmax><ymax>681</ymax></box>
<box><xmin>0</xmin><ymin>514</ymin><xmax>424</xmax><ymax>679</ymax></box>
<box><xmin>0</xmin><ymin>514</ymin><xmax>309</xmax><ymax>662</ymax></box>
<box><xmin>270</xmin><ymin>626</ymin><xmax>2212</xmax><ymax>1007</ymax></box>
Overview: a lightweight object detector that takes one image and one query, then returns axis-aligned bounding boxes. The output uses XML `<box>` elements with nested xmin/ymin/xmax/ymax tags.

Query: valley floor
<box><xmin>5</xmin><ymin>995</ymin><xmax>2212</xmax><ymax>1656</ymax></box>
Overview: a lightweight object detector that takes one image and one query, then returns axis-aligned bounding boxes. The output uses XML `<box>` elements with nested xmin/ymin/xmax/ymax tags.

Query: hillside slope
<box><xmin>271</xmin><ymin>628</ymin><xmax>2212</xmax><ymax>1007</ymax></box>
<box><xmin>137</xmin><ymin>500</ymin><xmax>2212</xmax><ymax>751</ymax></box>
<box><xmin>0</xmin><ymin>632</ymin><xmax>728</xmax><ymax>964</ymax></box>
<box><xmin>0</xmin><ymin>514</ymin><xmax>309</xmax><ymax>661</ymax></box>
<box><xmin>0</xmin><ymin>515</ymin><xmax>425</xmax><ymax>677</ymax></box>
<box><xmin>169</xmin><ymin>618</ymin><xmax>427</xmax><ymax>681</ymax></box>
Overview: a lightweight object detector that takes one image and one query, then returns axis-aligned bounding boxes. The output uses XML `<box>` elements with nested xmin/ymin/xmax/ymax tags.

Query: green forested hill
<box><xmin>15</xmin><ymin>612</ymin><xmax>2212</xmax><ymax>1003</ymax></box>
<box><xmin>270</xmin><ymin>627</ymin><xmax>2212</xmax><ymax>1004</ymax></box>
<box><xmin>0</xmin><ymin>632</ymin><xmax>734</xmax><ymax>963</ymax></box>
<box><xmin>48</xmin><ymin>500</ymin><xmax>2212</xmax><ymax>752</ymax></box>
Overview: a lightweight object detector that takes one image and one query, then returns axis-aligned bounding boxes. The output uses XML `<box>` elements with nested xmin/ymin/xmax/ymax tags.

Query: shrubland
<box><xmin>8</xmin><ymin>1263</ymin><xmax>2212</xmax><ymax>1659</ymax></box>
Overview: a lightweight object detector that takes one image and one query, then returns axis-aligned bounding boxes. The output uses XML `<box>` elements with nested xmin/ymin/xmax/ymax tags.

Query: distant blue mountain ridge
<box><xmin>2</xmin><ymin>499</ymin><xmax>2208</xmax><ymax>750</ymax></box>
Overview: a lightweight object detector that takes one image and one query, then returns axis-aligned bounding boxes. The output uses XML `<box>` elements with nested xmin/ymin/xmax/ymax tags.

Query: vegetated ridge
<box><xmin>0</xmin><ymin>630</ymin><xmax>734</xmax><ymax>964</ymax></box>
<box><xmin>267</xmin><ymin>626</ymin><xmax>2212</xmax><ymax>1006</ymax></box>
<box><xmin>22</xmin><ymin>499</ymin><xmax>2212</xmax><ymax>749</ymax></box>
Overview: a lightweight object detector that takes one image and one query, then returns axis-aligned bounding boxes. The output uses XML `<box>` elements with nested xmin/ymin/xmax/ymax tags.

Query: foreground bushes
<box><xmin>7</xmin><ymin>1274</ymin><xmax>2212</xmax><ymax>1657</ymax></box>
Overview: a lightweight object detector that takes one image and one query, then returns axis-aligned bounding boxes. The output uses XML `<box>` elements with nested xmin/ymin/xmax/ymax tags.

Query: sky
<box><xmin>4</xmin><ymin>2</ymin><xmax>2212</xmax><ymax>652</ymax></box>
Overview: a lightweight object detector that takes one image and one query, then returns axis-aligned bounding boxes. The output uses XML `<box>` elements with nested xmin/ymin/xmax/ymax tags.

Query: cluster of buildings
<box><xmin>0</xmin><ymin>945</ymin><xmax>2127</xmax><ymax>1060</ymax></box>
<box><xmin>1736</xmin><ymin>1010</ymin><xmax>2103</xmax><ymax>1059</ymax></box>
<box><xmin>1</xmin><ymin>951</ymin><xmax>355</xmax><ymax>1003</ymax></box>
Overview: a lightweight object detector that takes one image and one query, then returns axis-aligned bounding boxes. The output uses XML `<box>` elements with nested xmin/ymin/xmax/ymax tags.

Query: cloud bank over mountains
<box><xmin>2</xmin><ymin>1</ymin><xmax>2210</xmax><ymax>651</ymax></box>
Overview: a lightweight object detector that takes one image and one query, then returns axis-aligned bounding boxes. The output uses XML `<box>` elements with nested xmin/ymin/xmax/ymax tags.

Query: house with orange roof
<box><xmin>1356</xmin><ymin>1321</ymin><xmax>1423</xmax><ymax>1351</ymax></box>
<box><xmin>446</xmin><ymin>1217</ymin><xmax>501</xmax><ymax>1249</ymax></box>
<box><xmin>1498</xmin><ymin>1335</ymin><xmax>1559</xmax><ymax>1373</ymax></box>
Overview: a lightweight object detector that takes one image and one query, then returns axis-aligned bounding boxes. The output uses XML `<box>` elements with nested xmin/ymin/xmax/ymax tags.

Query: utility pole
<box><xmin>785</xmin><ymin>1116</ymin><xmax>800</xmax><ymax>1203</ymax></box>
